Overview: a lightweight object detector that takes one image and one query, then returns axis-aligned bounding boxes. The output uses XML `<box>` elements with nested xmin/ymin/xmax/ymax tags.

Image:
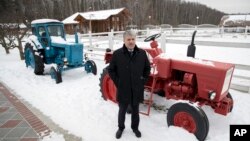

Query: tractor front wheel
<box><xmin>99</xmin><ymin>67</ymin><xmax>117</xmax><ymax>103</ymax></box>
<box><xmin>167</xmin><ymin>102</ymin><xmax>209</xmax><ymax>141</ymax></box>
<box><xmin>50</xmin><ymin>67</ymin><xmax>62</xmax><ymax>84</ymax></box>
<box><xmin>85</xmin><ymin>60</ymin><xmax>97</xmax><ymax>75</ymax></box>
<box><xmin>227</xmin><ymin>92</ymin><xmax>233</xmax><ymax>112</ymax></box>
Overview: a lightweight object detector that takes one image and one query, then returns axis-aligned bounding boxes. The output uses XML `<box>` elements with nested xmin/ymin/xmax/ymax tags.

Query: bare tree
<box><xmin>0</xmin><ymin>0</ymin><xmax>30</xmax><ymax>60</ymax></box>
<box><xmin>1</xmin><ymin>0</ymin><xmax>225</xmax><ymax>27</ymax></box>
<box><xmin>0</xmin><ymin>24</ymin><xmax>11</xmax><ymax>54</ymax></box>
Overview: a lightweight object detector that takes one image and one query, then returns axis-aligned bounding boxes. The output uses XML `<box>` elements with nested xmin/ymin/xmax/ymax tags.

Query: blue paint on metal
<box><xmin>27</xmin><ymin>19</ymin><xmax>95</xmax><ymax>81</ymax></box>
<box><xmin>24</xmin><ymin>47</ymin><xmax>35</xmax><ymax>68</ymax></box>
<box><xmin>75</xmin><ymin>32</ymin><xmax>79</xmax><ymax>43</ymax></box>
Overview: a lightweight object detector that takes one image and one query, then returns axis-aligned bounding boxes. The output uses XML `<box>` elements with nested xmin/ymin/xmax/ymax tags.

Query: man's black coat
<box><xmin>108</xmin><ymin>45</ymin><xmax>151</xmax><ymax>105</ymax></box>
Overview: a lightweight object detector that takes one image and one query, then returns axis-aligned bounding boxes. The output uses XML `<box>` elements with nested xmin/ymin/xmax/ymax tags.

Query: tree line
<box><xmin>0</xmin><ymin>0</ymin><xmax>224</xmax><ymax>59</ymax></box>
<box><xmin>0</xmin><ymin>0</ymin><xmax>224</xmax><ymax>26</ymax></box>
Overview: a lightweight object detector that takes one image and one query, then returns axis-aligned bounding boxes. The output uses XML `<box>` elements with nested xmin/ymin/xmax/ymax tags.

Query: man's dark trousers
<box><xmin>118</xmin><ymin>103</ymin><xmax>139</xmax><ymax>131</ymax></box>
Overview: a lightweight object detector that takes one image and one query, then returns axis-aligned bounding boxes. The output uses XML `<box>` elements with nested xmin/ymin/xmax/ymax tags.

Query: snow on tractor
<box><xmin>24</xmin><ymin>19</ymin><xmax>97</xmax><ymax>83</ymax></box>
<box><xmin>99</xmin><ymin>32</ymin><xmax>235</xmax><ymax>141</ymax></box>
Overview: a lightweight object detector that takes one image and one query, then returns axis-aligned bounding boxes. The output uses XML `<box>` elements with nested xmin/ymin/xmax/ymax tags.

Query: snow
<box><xmin>19</xmin><ymin>23</ymin><xmax>27</xmax><ymax>29</ymax></box>
<box><xmin>1</xmin><ymin>34</ymin><xmax>250</xmax><ymax>141</ymax></box>
<box><xmin>50</xmin><ymin>36</ymin><xmax>67</xmax><ymax>44</ymax></box>
<box><xmin>224</xmin><ymin>15</ymin><xmax>250</xmax><ymax>23</ymax></box>
<box><xmin>62</xmin><ymin>13</ymin><xmax>79</xmax><ymax>24</ymax></box>
<box><xmin>158</xmin><ymin>53</ymin><xmax>215</xmax><ymax>66</ymax></box>
<box><xmin>51</xmin><ymin>36</ymin><xmax>79</xmax><ymax>45</ymax></box>
<box><xmin>80</xmin><ymin>8</ymin><xmax>125</xmax><ymax>20</ymax></box>
<box><xmin>25</xmin><ymin>35</ymin><xmax>43</xmax><ymax>49</ymax></box>
<box><xmin>42</xmin><ymin>132</ymin><xmax>65</xmax><ymax>141</ymax></box>
<box><xmin>156</xmin><ymin>41</ymin><xmax>250</xmax><ymax>66</ymax></box>
<box><xmin>24</xmin><ymin>36</ymin><xmax>77</xmax><ymax>49</ymax></box>
<box><xmin>167</xmin><ymin>36</ymin><xmax>250</xmax><ymax>43</ymax></box>
<box><xmin>222</xmin><ymin>14</ymin><xmax>250</xmax><ymax>26</ymax></box>
<box><xmin>32</xmin><ymin>19</ymin><xmax>61</xmax><ymax>24</ymax></box>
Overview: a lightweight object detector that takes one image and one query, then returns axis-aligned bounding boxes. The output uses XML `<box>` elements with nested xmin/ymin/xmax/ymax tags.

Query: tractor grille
<box><xmin>221</xmin><ymin>67</ymin><xmax>234</xmax><ymax>94</ymax></box>
<box><xmin>68</xmin><ymin>45</ymin><xmax>83</xmax><ymax>66</ymax></box>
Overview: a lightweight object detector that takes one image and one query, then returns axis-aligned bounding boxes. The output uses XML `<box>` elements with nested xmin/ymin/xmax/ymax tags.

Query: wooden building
<box><xmin>62</xmin><ymin>8</ymin><xmax>131</xmax><ymax>34</ymax></box>
<box><xmin>220</xmin><ymin>14</ymin><xmax>250</xmax><ymax>27</ymax></box>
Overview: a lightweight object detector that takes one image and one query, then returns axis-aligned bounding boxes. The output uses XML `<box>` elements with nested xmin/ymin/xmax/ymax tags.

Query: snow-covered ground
<box><xmin>0</xmin><ymin>35</ymin><xmax>250</xmax><ymax>141</ymax></box>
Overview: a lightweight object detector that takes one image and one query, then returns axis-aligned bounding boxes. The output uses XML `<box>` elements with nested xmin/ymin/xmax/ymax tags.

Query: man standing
<box><xmin>108</xmin><ymin>30</ymin><xmax>151</xmax><ymax>139</ymax></box>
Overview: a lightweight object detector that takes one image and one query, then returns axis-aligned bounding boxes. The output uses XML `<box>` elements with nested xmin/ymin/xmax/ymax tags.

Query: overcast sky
<box><xmin>184</xmin><ymin>0</ymin><xmax>250</xmax><ymax>14</ymax></box>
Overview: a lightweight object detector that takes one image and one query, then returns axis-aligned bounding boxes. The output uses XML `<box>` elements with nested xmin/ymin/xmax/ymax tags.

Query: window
<box><xmin>47</xmin><ymin>25</ymin><xmax>63</xmax><ymax>37</ymax></box>
<box><xmin>38</xmin><ymin>26</ymin><xmax>46</xmax><ymax>37</ymax></box>
<box><xmin>38</xmin><ymin>26</ymin><xmax>48</xmax><ymax>46</ymax></box>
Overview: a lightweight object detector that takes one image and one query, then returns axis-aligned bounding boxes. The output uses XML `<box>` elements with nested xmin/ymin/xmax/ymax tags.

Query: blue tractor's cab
<box><xmin>24</xmin><ymin>19</ymin><xmax>97</xmax><ymax>83</ymax></box>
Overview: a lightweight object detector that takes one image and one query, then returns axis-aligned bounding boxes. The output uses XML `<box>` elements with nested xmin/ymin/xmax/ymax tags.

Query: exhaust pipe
<box><xmin>75</xmin><ymin>32</ymin><xmax>79</xmax><ymax>43</ymax></box>
<box><xmin>187</xmin><ymin>30</ymin><xmax>197</xmax><ymax>58</ymax></box>
<box><xmin>74</xmin><ymin>25</ymin><xmax>79</xmax><ymax>43</ymax></box>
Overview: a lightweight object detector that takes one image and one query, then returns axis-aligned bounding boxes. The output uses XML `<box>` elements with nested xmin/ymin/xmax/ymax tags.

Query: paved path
<box><xmin>0</xmin><ymin>83</ymin><xmax>50</xmax><ymax>141</ymax></box>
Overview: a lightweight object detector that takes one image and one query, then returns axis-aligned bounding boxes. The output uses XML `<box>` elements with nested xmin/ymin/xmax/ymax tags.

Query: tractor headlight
<box><xmin>63</xmin><ymin>58</ymin><xmax>68</xmax><ymax>63</ymax></box>
<box><xmin>208</xmin><ymin>91</ymin><xmax>216</xmax><ymax>100</ymax></box>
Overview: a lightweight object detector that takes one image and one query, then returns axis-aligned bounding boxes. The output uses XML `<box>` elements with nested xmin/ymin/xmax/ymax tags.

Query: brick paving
<box><xmin>0</xmin><ymin>83</ymin><xmax>51</xmax><ymax>141</ymax></box>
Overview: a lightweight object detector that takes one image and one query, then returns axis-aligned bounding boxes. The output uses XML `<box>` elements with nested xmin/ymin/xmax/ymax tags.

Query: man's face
<box><xmin>124</xmin><ymin>35</ymin><xmax>136</xmax><ymax>50</ymax></box>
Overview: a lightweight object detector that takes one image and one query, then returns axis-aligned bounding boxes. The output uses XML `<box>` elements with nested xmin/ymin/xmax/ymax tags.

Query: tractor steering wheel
<box><xmin>144</xmin><ymin>33</ymin><xmax>161</xmax><ymax>42</ymax></box>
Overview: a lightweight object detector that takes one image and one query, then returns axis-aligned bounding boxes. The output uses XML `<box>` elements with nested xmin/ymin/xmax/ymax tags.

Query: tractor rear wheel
<box><xmin>167</xmin><ymin>103</ymin><xmax>209</xmax><ymax>141</ymax></box>
<box><xmin>85</xmin><ymin>60</ymin><xmax>97</xmax><ymax>75</ymax></box>
<box><xmin>24</xmin><ymin>43</ymin><xmax>44</xmax><ymax>75</ymax></box>
<box><xmin>50</xmin><ymin>67</ymin><xmax>62</xmax><ymax>84</ymax></box>
<box><xmin>99</xmin><ymin>67</ymin><xmax>117</xmax><ymax>103</ymax></box>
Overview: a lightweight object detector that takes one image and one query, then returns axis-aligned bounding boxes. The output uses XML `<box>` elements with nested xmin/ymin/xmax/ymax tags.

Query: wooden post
<box><xmin>146</xmin><ymin>28</ymin><xmax>150</xmax><ymax>37</ymax></box>
<box><xmin>220</xmin><ymin>26</ymin><xmax>224</xmax><ymax>38</ymax></box>
<box><xmin>170</xmin><ymin>26</ymin><xmax>173</xmax><ymax>36</ymax></box>
<box><xmin>245</xmin><ymin>26</ymin><xmax>248</xmax><ymax>38</ymax></box>
<box><xmin>160</xmin><ymin>32</ymin><xmax>166</xmax><ymax>53</ymax></box>
<box><xmin>89</xmin><ymin>31</ymin><xmax>92</xmax><ymax>48</ymax></box>
<box><xmin>109</xmin><ymin>29</ymin><xmax>114</xmax><ymax>50</ymax></box>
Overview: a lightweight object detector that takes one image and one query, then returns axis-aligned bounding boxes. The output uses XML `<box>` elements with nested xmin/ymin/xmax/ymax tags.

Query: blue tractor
<box><xmin>24</xmin><ymin>19</ymin><xmax>97</xmax><ymax>83</ymax></box>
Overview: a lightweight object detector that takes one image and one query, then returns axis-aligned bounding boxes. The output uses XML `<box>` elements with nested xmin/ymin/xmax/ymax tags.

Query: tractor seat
<box><xmin>41</xmin><ymin>32</ymin><xmax>46</xmax><ymax>37</ymax></box>
<box><xmin>41</xmin><ymin>32</ymin><xmax>48</xmax><ymax>46</ymax></box>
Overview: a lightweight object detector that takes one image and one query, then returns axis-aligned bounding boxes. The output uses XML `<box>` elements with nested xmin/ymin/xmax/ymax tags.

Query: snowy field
<box><xmin>0</xmin><ymin>35</ymin><xmax>250</xmax><ymax>141</ymax></box>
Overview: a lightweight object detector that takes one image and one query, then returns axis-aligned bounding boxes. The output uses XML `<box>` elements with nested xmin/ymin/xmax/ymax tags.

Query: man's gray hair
<box><xmin>123</xmin><ymin>30</ymin><xmax>136</xmax><ymax>39</ymax></box>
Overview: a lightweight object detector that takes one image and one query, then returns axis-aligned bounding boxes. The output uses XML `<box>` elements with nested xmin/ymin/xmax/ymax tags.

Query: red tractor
<box><xmin>99</xmin><ymin>32</ymin><xmax>234</xmax><ymax>141</ymax></box>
